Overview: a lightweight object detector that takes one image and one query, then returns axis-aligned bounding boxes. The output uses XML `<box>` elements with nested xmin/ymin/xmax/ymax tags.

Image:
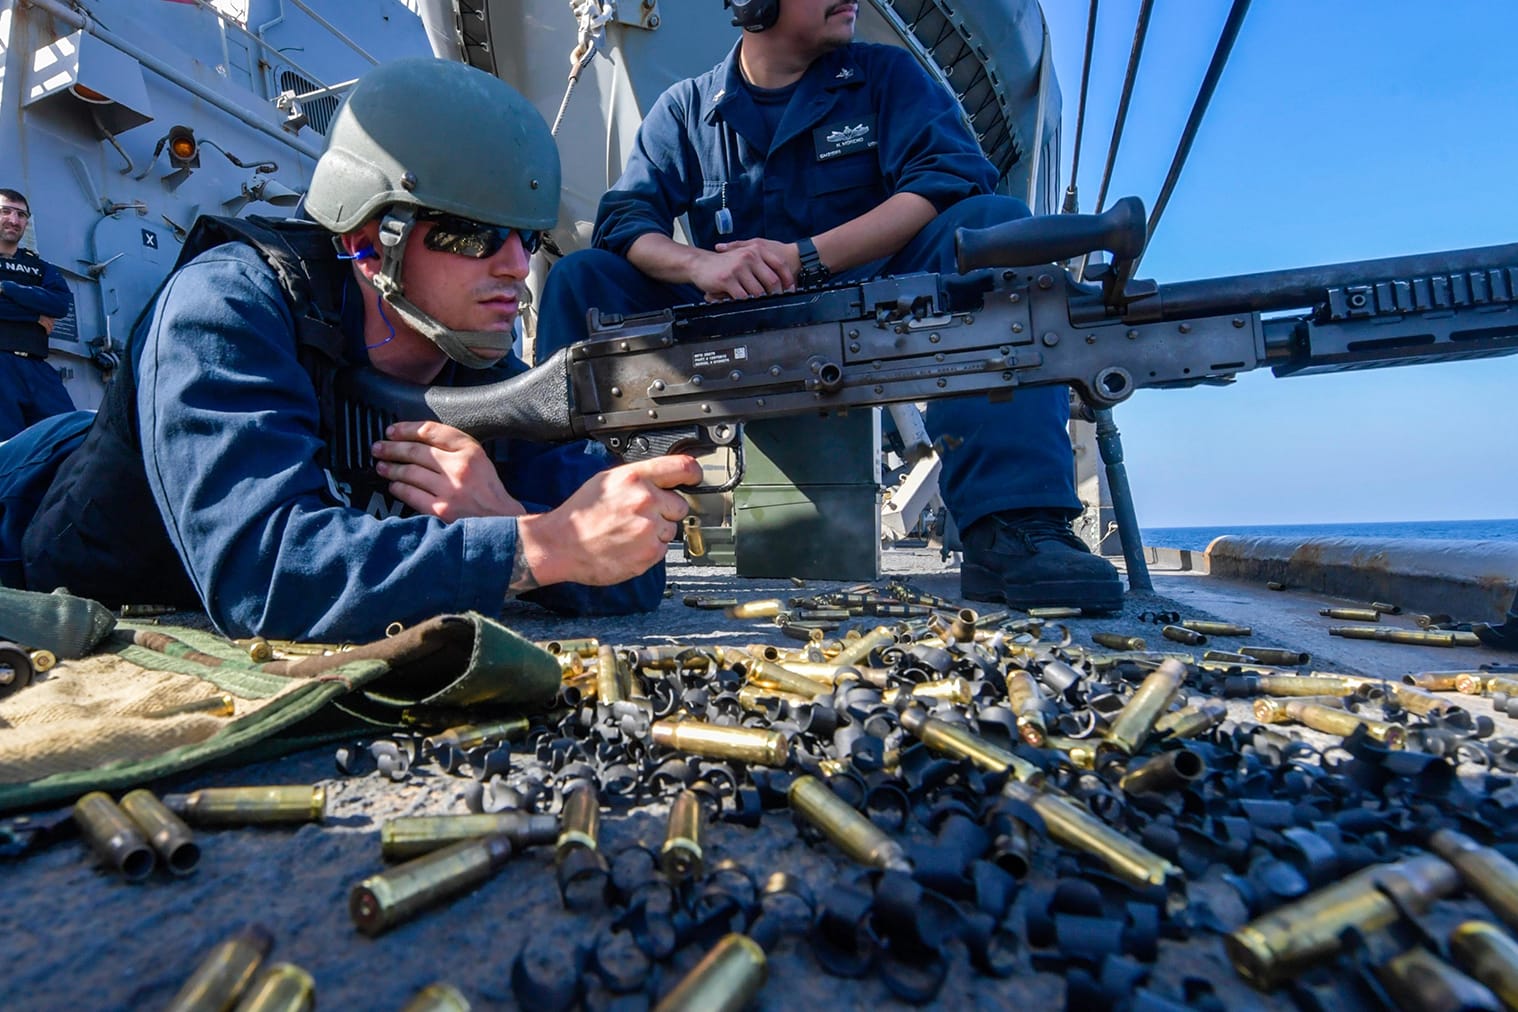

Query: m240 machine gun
<box><xmin>341</xmin><ymin>197</ymin><xmax>1518</xmax><ymax>494</ymax></box>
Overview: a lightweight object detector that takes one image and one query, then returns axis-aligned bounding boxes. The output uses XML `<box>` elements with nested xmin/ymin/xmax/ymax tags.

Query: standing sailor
<box><xmin>0</xmin><ymin>188</ymin><xmax>75</xmax><ymax>440</ymax></box>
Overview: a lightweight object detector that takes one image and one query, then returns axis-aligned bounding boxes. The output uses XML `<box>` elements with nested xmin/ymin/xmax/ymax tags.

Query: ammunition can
<box><xmin>1002</xmin><ymin>780</ymin><xmax>1180</xmax><ymax>891</ymax></box>
<box><xmin>1283</xmin><ymin>699</ymin><xmax>1406</xmax><ymax>748</ymax></box>
<box><xmin>73</xmin><ymin>791</ymin><xmax>155</xmax><ymax>881</ymax></box>
<box><xmin>725</xmin><ymin>599</ymin><xmax>783</xmax><ymax>620</ymax></box>
<box><xmin>1240</xmin><ymin>646</ymin><xmax>1311</xmax><ymax>666</ymax></box>
<box><xmin>163</xmin><ymin>785</ymin><xmax>326</xmax><ymax>827</ymax></box>
<box><xmin>1449</xmin><ymin>921</ymin><xmax>1518</xmax><ymax>1009</ymax></box>
<box><xmin>1005</xmin><ymin>670</ymin><xmax>1049</xmax><ymax>746</ymax></box>
<box><xmin>1161</xmin><ymin>625</ymin><xmax>1206</xmax><ymax>646</ymax></box>
<box><xmin>1224</xmin><ymin>854</ymin><xmax>1459</xmax><ymax>991</ymax></box>
<box><xmin>423</xmin><ymin>717</ymin><xmax>530</xmax><ymax>754</ymax></box>
<box><xmin>830</xmin><ymin>626</ymin><xmax>896</xmax><ymax>668</ymax></box>
<box><xmin>29</xmin><ymin>648</ymin><xmax>57</xmax><ymax>672</ymax></box>
<box><xmin>662</xmin><ymin>790</ymin><xmax>705</xmax><ymax>881</ymax></box>
<box><xmin>382</xmin><ymin>813</ymin><xmax>560</xmax><ymax>862</ymax></box>
<box><xmin>1154</xmin><ymin>698</ymin><xmax>1228</xmax><ymax>740</ymax></box>
<box><xmin>398</xmin><ymin>983</ymin><xmax>471</xmax><ymax>1012</ymax></box>
<box><xmin>120</xmin><ymin>789</ymin><xmax>200</xmax><ymax>876</ymax></box>
<box><xmin>1403</xmin><ymin>671</ymin><xmax>1465</xmax><ymax>692</ymax></box>
<box><xmin>350</xmin><ymin>834</ymin><xmax>515</xmax><ymax>937</ymax></box>
<box><xmin>1118</xmin><ymin>748</ymin><xmax>1207</xmax><ymax>795</ymax></box>
<box><xmin>1372</xmin><ymin>946</ymin><xmax>1501</xmax><ymax>1012</ymax></box>
<box><xmin>682</xmin><ymin>516</ymin><xmax>707</xmax><ymax>559</ymax></box>
<box><xmin>1181</xmin><ymin>620</ymin><xmax>1253</xmax><ymax>637</ymax></box>
<box><xmin>651</xmin><ymin>719</ymin><xmax>790</xmax><ymax>768</ymax></box>
<box><xmin>234</xmin><ymin>962</ymin><xmax>315</xmax><ymax>1012</ymax></box>
<box><xmin>734</xmin><ymin>657</ymin><xmax>830</xmax><ymax>699</ymax></box>
<box><xmin>1092</xmin><ymin>632</ymin><xmax>1147</xmax><ymax>651</ymax></box>
<box><xmin>1104</xmin><ymin>659</ymin><xmax>1186</xmax><ymax>756</ymax></box>
<box><xmin>897</xmin><ymin>707</ymin><xmax>1043</xmax><ymax>784</ymax></box>
<box><xmin>788</xmin><ymin>775</ymin><xmax>911</xmax><ymax>872</ymax></box>
<box><xmin>163</xmin><ymin>924</ymin><xmax>274</xmax><ymax>1012</ymax></box>
<box><xmin>655</xmin><ymin>933</ymin><xmax>766</xmax><ymax>1012</ymax></box>
<box><xmin>1428</xmin><ymin>829</ymin><xmax>1518</xmax><ymax>933</ymax></box>
<box><xmin>1320</xmin><ymin>607</ymin><xmax>1380</xmax><ymax>622</ymax></box>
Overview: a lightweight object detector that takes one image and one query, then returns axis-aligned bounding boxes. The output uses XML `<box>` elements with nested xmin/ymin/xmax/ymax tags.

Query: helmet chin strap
<box><xmin>370</xmin><ymin>209</ymin><xmax>514</xmax><ymax>371</ymax></box>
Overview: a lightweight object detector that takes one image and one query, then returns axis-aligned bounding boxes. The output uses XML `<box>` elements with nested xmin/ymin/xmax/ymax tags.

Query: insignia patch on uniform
<box><xmin>835</xmin><ymin>67</ymin><xmax>855</xmax><ymax>80</ymax></box>
<box><xmin>812</xmin><ymin>115</ymin><xmax>877</xmax><ymax>162</ymax></box>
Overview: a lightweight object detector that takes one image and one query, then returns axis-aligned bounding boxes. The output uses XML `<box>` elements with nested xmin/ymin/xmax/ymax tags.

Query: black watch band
<box><xmin>796</xmin><ymin>236</ymin><xmax>830</xmax><ymax>286</ymax></box>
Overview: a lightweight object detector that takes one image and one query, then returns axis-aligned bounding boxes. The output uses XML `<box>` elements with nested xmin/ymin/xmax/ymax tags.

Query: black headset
<box><xmin>726</xmin><ymin>0</ymin><xmax>779</xmax><ymax>32</ymax></box>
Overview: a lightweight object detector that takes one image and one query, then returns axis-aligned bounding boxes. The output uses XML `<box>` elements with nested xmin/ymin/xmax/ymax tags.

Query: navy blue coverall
<box><xmin>538</xmin><ymin>41</ymin><xmax>1080</xmax><ymax>530</ymax></box>
<box><xmin>0</xmin><ymin>248</ymin><xmax>75</xmax><ymax>440</ymax></box>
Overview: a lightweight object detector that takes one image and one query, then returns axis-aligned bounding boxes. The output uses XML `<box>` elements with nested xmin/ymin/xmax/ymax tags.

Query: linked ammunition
<box><xmin>1320</xmin><ymin>607</ymin><xmax>1380</xmax><ymax>622</ymax></box>
<box><xmin>1449</xmin><ymin>921</ymin><xmax>1518</xmax><ymax>1008</ymax></box>
<box><xmin>882</xmin><ymin>677</ymin><xmax>975</xmax><ymax>708</ymax></box>
<box><xmin>725</xmin><ymin>599</ymin><xmax>783</xmax><ymax>620</ymax></box>
<box><xmin>655</xmin><ymin>933</ymin><xmax>766</xmax><ymax>1012</ymax></box>
<box><xmin>1092</xmin><ymin>632</ymin><xmax>1147</xmax><ymax>651</ymax></box>
<box><xmin>1161</xmin><ymin>625</ymin><xmax>1206</xmax><ymax>646</ymax></box>
<box><xmin>662</xmin><ymin>790</ymin><xmax>705</xmax><ymax>881</ymax></box>
<box><xmin>733</xmin><ymin>657</ymin><xmax>830</xmax><ymax>699</ymax></box>
<box><xmin>556</xmin><ymin>784</ymin><xmax>601</xmax><ymax>861</ymax></box>
<box><xmin>350</xmin><ymin>834</ymin><xmax>516</xmax><ymax>936</ymax></box>
<box><xmin>897</xmin><ymin>707</ymin><xmax>1043</xmax><ymax>783</ymax></box>
<box><xmin>1181</xmin><ymin>620</ymin><xmax>1253</xmax><ymax>637</ymax></box>
<box><xmin>73</xmin><ymin>791</ymin><xmax>155</xmax><ymax>881</ymax></box>
<box><xmin>830</xmin><ymin>626</ymin><xmax>896</xmax><ymax>668</ymax></box>
<box><xmin>1154</xmin><ymin>698</ymin><xmax>1228</xmax><ymax>740</ymax></box>
<box><xmin>162</xmin><ymin>785</ymin><xmax>326</xmax><ymax>826</ymax></box>
<box><xmin>1330</xmin><ymin>625</ymin><xmax>1481</xmax><ymax>647</ymax></box>
<box><xmin>163</xmin><ymin>924</ymin><xmax>274</xmax><ymax>1012</ymax></box>
<box><xmin>1239</xmin><ymin>646</ymin><xmax>1311</xmax><ymax>666</ymax></box>
<box><xmin>381</xmin><ymin>813</ymin><xmax>559</xmax><ymax>861</ymax></box>
<box><xmin>1103</xmin><ymin>658</ymin><xmax>1186</xmax><ymax>756</ymax></box>
<box><xmin>1224</xmin><ymin>854</ymin><xmax>1460</xmax><ymax>991</ymax></box>
<box><xmin>1372</xmin><ymin>946</ymin><xmax>1500</xmax><ymax>1012</ymax></box>
<box><xmin>788</xmin><ymin>775</ymin><xmax>911</xmax><ymax>872</ymax></box>
<box><xmin>792</xmin><ymin>607</ymin><xmax>851</xmax><ymax>622</ymax></box>
<box><xmin>398</xmin><ymin>984</ymin><xmax>470</xmax><ymax>1012</ymax></box>
<box><xmin>1005</xmin><ymin>670</ymin><xmax>1050</xmax><ymax>746</ymax></box>
<box><xmin>1118</xmin><ymin>748</ymin><xmax>1206</xmax><ymax>795</ymax></box>
<box><xmin>863</xmin><ymin>602</ymin><xmax>931</xmax><ymax>618</ymax></box>
<box><xmin>29</xmin><ymin>648</ymin><xmax>56</xmax><ymax>672</ymax></box>
<box><xmin>144</xmin><ymin>694</ymin><xmax>237</xmax><ymax>719</ymax></box>
<box><xmin>1001</xmin><ymin>780</ymin><xmax>1180</xmax><ymax>891</ymax></box>
<box><xmin>235</xmin><ymin>962</ymin><xmax>314</xmax><ymax>1012</ymax></box>
<box><xmin>1428</xmin><ymin>829</ymin><xmax>1518</xmax><ymax>933</ymax></box>
<box><xmin>682</xmin><ymin>516</ymin><xmax>707</xmax><ymax>559</ymax></box>
<box><xmin>650</xmin><ymin>719</ymin><xmax>791</xmax><ymax>768</ymax></box>
<box><xmin>120</xmin><ymin>789</ymin><xmax>199</xmax><ymax>876</ymax></box>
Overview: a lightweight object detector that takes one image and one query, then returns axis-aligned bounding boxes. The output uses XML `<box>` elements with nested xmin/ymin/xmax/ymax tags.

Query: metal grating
<box><xmin>279</xmin><ymin>70</ymin><xmax>342</xmax><ymax>136</ymax></box>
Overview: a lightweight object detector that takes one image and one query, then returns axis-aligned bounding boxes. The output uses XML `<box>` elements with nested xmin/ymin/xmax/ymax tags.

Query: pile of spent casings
<box><xmin>81</xmin><ymin>581</ymin><xmax>1518</xmax><ymax>1008</ymax></box>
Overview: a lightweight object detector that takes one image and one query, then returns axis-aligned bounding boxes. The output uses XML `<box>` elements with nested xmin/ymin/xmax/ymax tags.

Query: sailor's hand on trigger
<box><xmin>694</xmin><ymin>240</ymin><xmax>796</xmax><ymax>301</ymax></box>
<box><xmin>372</xmin><ymin>420</ymin><xmax>527</xmax><ymax>521</ymax></box>
<box><xmin>515</xmin><ymin>455</ymin><xmax>702</xmax><ymax>587</ymax></box>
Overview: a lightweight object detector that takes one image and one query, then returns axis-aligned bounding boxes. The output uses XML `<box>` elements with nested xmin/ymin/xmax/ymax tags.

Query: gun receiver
<box><xmin>338</xmin><ymin>202</ymin><xmax>1518</xmax><ymax>493</ymax></box>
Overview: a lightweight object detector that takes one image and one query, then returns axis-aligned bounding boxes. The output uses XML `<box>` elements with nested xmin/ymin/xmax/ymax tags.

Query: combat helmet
<box><xmin>305</xmin><ymin>57</ymin><xmax>560</xmax><ymax>368</ymax></box>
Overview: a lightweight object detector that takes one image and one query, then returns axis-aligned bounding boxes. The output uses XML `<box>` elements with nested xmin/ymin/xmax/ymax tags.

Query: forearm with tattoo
<box><xmin>506</xmin><ymin>538</ymin><xmax>540</xmax><ymax>598</ymax></box>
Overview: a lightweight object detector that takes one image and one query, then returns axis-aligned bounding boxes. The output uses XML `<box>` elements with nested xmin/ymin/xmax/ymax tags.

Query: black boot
<box><xmin>960</xmin><ymin>509</ymin><xmax>1124</xmax><ymax>612</ymax></box>
<box><xmin>1475</xmin><ymin>589</ymin><xmax>1518</xmax><ymax>652</ymax></box>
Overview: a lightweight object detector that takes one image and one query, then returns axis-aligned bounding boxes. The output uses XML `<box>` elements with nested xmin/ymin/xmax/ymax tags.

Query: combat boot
<box><xmin>959</xmin><ymin>509</ymin><xmax>1123</xmax><ymax>613</ymax></box>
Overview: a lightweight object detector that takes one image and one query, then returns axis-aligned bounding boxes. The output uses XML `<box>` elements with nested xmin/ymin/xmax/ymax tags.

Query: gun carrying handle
<box><xmin>955</xmin><ymin>196</ymin><xmax>1148</xmax><ymax>272</ymax></box>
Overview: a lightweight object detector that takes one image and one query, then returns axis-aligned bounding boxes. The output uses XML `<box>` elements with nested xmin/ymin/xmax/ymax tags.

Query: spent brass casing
<box><xmin>1181</xmin><ymin>620</ymin><xmax>1253</xmax><ymax>637</ymax></box>
<box><xmin>898</xmin><ymin>707</ymin><xmax>1043</xmax><ymax>783</ymax></box>
<box><xmin>1027</xmin><ymin>606</ymin><xmax>1081</xmax><ymax>619</ymax></box>
<box><xmin>1429</xmin><ymin>829</ymin><xmax>1518</xmax><ymax>933</ymax></box>
<box><xmin>539</xmin><ymin>637</ymin><xmax>599</xmax><ymax>657</ymax></box>
<box><xmin>382</xmin><ymin>813</ymin><xmax>560</xmax><ymax>861</ymax></box>
<box><xmin>788</xmin><ymin>775</ymin><xmax>911</xmax><ymax>872</ymax></box>
<box><xmin>1225</xmin><ymin>854</ymin><xmax>1459</xmax><ymax>991</ymax></box>
<box><xmin>1371</xmin><ymin>601</ymin><xmax>1402</xmax><ymax>614</ymax></box>
<box><xmin>398</xmin><ymin>983</ymin><xmax>471</xmax><ymax>1012</ymax></box>
<box><xmin>1118</xmin><ymin>748</ymin><xmax>1207</xmax><ymax>795</ymax></box>
<box><xmin>882</xmin><ymin>677</ymin><xmax>974</xmax><ymax>708</ymax></box>
<box><xmin>629</xmin><ymin>645</ymin><xmax>714</xmax><ymax>671</ymax></box>
<box><xmin>163</xmin><ymin>924</ymin><xmax>274</xmax><ymax>1012</ymax></box>
<box><xmin>1160</xmin><ymin>625</ymin><xmax>1206</xmax><ymax>646</ymax></box>
<box><xmin>830</xmin><ymin>626</ymin><xmax>896</xmax><ymax>668</ymax></box>
<box><xmin>1103</xmin><ymin>658</ymin><xmax>1186</xmax><ymax>756</ymax></box>
<box><xmin>235</xmin><ymin>962</ymin><xmax>315</xmax><ymax>1012</ymax></box>
<box><xmin>238</xmin><ymin>637</ymin><xmax>275</xmax><ymax>662</ymax></box>
<box><xmin>1041</xmin><ymin>735</ymin><xmax>1098</xmax><ymax>771</ymax></box>
<box><xmin>1283</xmin><ymin>699</ymin><xmax>1406</xmax><ymax>748</ymax></box>
<box><xmin>948</xmin><ymin>608</ymin><xmax>978</xmax><ymax>643</ymax></box>
<box><xmin>1387</xmin><ymin>683</ymin><xmax>1459</xmax><ymax>716</ymax></box>
<box><xmin>1202</xmin><ymin>649</ymin><xmax>1256</xmax><ymax>664</ymax></box>
<box><xmin>1449</xmin><ymin>921</ymin><xmax>1518</xmax><ymax>1009</ymax></box>
<box><xmin>682</xmin><ymin>516</ymin><xmax>707</xmax><ymax>559</ymax></box>
<box><xmin>662</xmin><ymin>790</ymin><xmax>704</xmax><ymax>881</ymax></box>
<box><xmin>595</xmin><ymin>644</ymin><xmax>624</xmax><ymax>705</ymax></box>
<box><xmin>1403</xmin><ymin>671</ymin><xmax>1465</xmax><ymax>692</ymax></box>
<box><xmin>1372</xmin><ymin>946</ymin><xmax>1500</xmax><ymax>1012</ymax></box>
<box><xmin>725</xmin><ymin>599</ymin><xmax>783</xmax><ymax>620</ymax></box>
<box><xmin>651</xmin><ymin>720</ymin><xmax>790</xmax><ymax>767</ymax></box>
<box><xmin>1092</xmin><ymin>632</ymin><xmax>1147</xmax><ymax>651</ymax></box>
<box><xmin>1240</xmin><ymin>646</ymin><xmax>1311</xmax><ymax>666</ymax></box>
<box><xmin>1250</xmin><ymin>675</ymin><xmax>1361</xmax><ymax>698</ymax></box>
<box><xmin>771</xmin><ymin>660</ymin><xmax>855</xmax><ymax>685</ymax></box>
<box><xmin>1330</xmin><ymin>625</ymin><xmax>1480</xmax><ymax>647</ymax></box>
<box><xmin>1005</xmin><ymin>670</ymin><xmax>1049</xmax><ymax>746</ymax></box>
<box><xmin>655</xmin><ymin>933</ymin><xmax>766</xmax><ymax>1012</ymax></box>
<box><xmin>1002</xmin><ymin>780</ymin><xmax>1180</xmax><ymax>890</ymax></box>
<box><xmin>556</xmin><ymin>784</ymin><xmax>601</xmax><ymax>861</ymax></box>
<box><xmin>73</xmin><ymin>791</ymin><xmax>155</xmax><ymax>881</ymax></box>
<box><xmin>735</xmin><ymin>657</ymin><xmax>830</xmax><ymax>699</ymax></box>
<box><xmin>737</xmin><ymin>683</ymin><xmax>812</xmax><ymax>714</ymax></box>
<box><xmin>423</xmin><ymin>717</ymin><xmax>530</xmax><ymax>754</ymax></box>
<box><xmin>120</xmin><ymin>789</ymin><xmax>199</xmax><ymax>876</ymax></box>
<box><xmin>1320</xmin><ymin>607</ymin><xmax>1380</xmax><ymax>622</ymax></box>
<box><xmin>1154</xmin><ymin>698</ymin><xmax>1228</xmax><ymax>740</ymax></box>
<box><xmin>163</xmin><ymin>785</ymin><xmax>326</xmax><ymax>827</ymax></box>
<box><xmin>29</xmin><ymin>648</ymin><xmax>57</xmax><ymax>672</ymax></box>
<box><xmin>684</xmin><ymin>596</ymin><xmax>738</xmax><ymax>610</ymax></box>
<box><xmin>350</xmin><ymin>834</ymin><xmax>515</xmax><ymax>937</ymax></box>
<box><xmin>145</xmin><ymin>693</ymin><xmax>237</xmax><ymax>719</ymax></box>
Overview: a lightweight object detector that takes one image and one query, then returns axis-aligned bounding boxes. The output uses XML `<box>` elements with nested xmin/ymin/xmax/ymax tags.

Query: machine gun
<box><xmin>340</xmin><ymin>197</ymin><xmax>1518</xmax><ymax>493</ymax></box>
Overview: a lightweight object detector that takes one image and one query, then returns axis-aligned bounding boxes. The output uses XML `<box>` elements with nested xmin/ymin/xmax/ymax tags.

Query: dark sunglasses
<box><xmin>418</xmin><ymin>211</ymin><xmax>542</xmax><ymax>258</ymax></box>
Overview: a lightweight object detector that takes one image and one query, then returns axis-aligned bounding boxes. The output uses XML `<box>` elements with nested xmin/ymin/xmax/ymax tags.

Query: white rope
<box><xmin>550</xmin><ymin>0</ymin><xmax>616</xmax><ymax>136</ymax></box>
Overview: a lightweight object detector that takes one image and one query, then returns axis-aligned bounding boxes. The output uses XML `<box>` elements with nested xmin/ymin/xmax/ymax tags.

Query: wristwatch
<box><xmin>796</xmin><ymin>236</ymin><xmax>831</xmax><ymax>287</ymax></box>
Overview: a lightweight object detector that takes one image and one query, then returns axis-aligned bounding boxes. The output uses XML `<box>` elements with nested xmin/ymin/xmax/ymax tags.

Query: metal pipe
<box><xmin>1094</xmin><ymin>409</ymin><xmax>1152</xmax><ymax>592</ymax></box>
<box><xmin>285</xmin><ymin>0</ymin><xmax>382</xmax><ymax>66</ymax></box>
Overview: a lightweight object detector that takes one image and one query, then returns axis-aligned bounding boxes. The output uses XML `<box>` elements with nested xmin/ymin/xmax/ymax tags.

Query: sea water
<box><xmin>1142</xmin><ymin>518</ymin><xmax>1518</xmax><ymax>554</ymax></box>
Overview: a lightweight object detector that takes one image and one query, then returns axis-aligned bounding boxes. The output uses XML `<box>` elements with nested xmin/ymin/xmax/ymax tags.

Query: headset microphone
<box><xmin>725</xmin><ymin>0</ymin><xmax>780</xmax><ymax>32</ymax></box>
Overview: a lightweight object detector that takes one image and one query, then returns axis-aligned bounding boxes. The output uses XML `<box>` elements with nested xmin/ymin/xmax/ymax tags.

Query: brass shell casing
<box><xmin>737</xmin><ymin>684</ymin><xmax>813</xmax><ymax>714</ymax></box>
<box><xmin>1283</xmin><ymin>699</ymin><xmax>1406</xmax><ymax>748</ymax></box>
<box><xmin>650</xmin><ymin>720</ymin><xmax>791</xmax><ymax>767</ymax></box>
<box><xmin>235</xmin><ymin>962</ymin><xmax>315</xmax><ymax>1012</ymax></box>
<box><xmin>1403</xmin><ymin>671</ymin><xmax>1464</xmax><ymax>692</ymax></box>
<box><xmin>73</xmin><ymin>791</ymin><xmax>155</xmax><ymax>882</ymax></box>
<box><xmin>1002</xmin><ymin>780</ymin><xmax>1179</xmax><ymax>891</ymax></box>
<box><xmin>897</xmin><ymin>707</ymin><xmax>1043</xmax><ymax>784</ymax></box>
<box><xmin>1118</xmin><ymin>748</ymin><xmax>1207</xmax><ymax>795</ymax></box>
<box><xmin>661</xmin><ymin>790</ymin><xmax>705</xmax><ymax>881</ymax></box>
<box><xmin>735</xmin><ymin>657</ymin><xmax>830</xmax><ymax>699</ymax></box>
<box><xmin>1320</xmin><ymin>607</ymin><xmax>1380</xmax><ymax>622</ymax></box>
<box><xmin>539</xmin><ymin>637</ymin><xmax>600</xmax><ymax>657</ymax></box>
<box><xmin>830</xmin><ymin>626</ymin><xmax>896</xmax><ymax>668</ymax></box>
<box><xmin>1154</xmin><ymin>698</ymin><xmax>1227</xmax><ymax>740</ymax></box>
<box><xmin>29</xmin><ymin>648</ymin><xmax>57</xmax><ymax>672</ymax></box>
<box><xmin>882</xmin><ymin>677</ymin><xmax>974</xmax><ymax>708</ymax></box>
<box><xmin>120</xmin><ymin>789</ymin><xmax>200</xmax><ymax>876</ymax></box>
<box><xmin>788</xmin><ymin>776</ymin><xmax>910</xmax><ymax>872</ymax></box>
<box><xmin>595</xmin><ymin>644</ymin><xmax>624</xmax><ymax>705</ymax></box>
<box><xmin>1027</xmin><ymin>607</ymin><xmax>1081</xmax><ymax>619</ymax></box>
<box><xmin>948</xmin><ymin>608</ymin><xmax>978</xmax><ymax>643</ymax></box>
<box><xmin>1330</xmin><ymin>625</ymin><xmax>1480</xmax><ymax>647</ymax></box>
<box><xmin>1428</xmin><ymin>829</ymin><xmax>1518</xmax><ymax>933</ymax></box>
<box><xmin>682</xmin><ymin>516</ymin><xmax>707</xmax><ymax>559</ymax></box>
<box><xmin>398</xmin><ymin>983</ymin><xmax>471</xmax><ymax>1012</ymax></box>
<box><xmin>423</xmin><ymin>717</ymin><xmax>530</xmax><ymax>754</ymax></box>
<box><xmin>1161</xmin><ymin>625</ymin><xmax>1206</xmax><ymax>646</ymax></box>
<box><xmin>163</xmin><ymin>924</ymin><xmax>274</xmax><ymax>1012</ymax></box>
<box><xmin>1372</xmin><ymin>946</ymin><xmax>1500</xmax><ymax>1012</ymax></box>
<box><xmin>556</xmin><ymin>784</ymin><xmax>602</xmax><ymax>861</ymax></box>
<box><xmin>145</xmin><ymin>694</ymin><xmax>237</xmax><ymax>719</ymax></box>
<box><xmin>1449</xmin><ymin>921</ymin><xmax>1518</xmax><ymax>1008</ymax></box>
<box><xmin>1005</xmin><ymin>670</ymin><xmax>1049</xmax><ymax>746</ymax></box>
<box><xmin>350</xmin><ymin>835</ymin><xmax>514</xmax><ymax>937</ymax></box>
<box><xmin>1224</xmin><ymin>854</ymin><xmax>1459</xmax><ymax>991</ymax></box>
<box><xmin>1239</xmin><ymin>646</ymin><xmax>1311</xmax><ymax>666</ymax></box>
<box><xmin>654</xmin><ymin>933</ymin><xmax>767</xmax><ymax>1012</ymax></box>
<box><xmin>382</xmin><ymin>813</ymin><xmax>559</xmax><ymax>862</ymax></box>
<box><xmin>725</xmin><ymin>599</ymin><xmax>783</xmax><ymax>620</ymax></box>
<box><xmin>1181</xmin><ymin>620</ymin><xmax>1252</xmax><ymax>637</ymax></box>
<box><xmin>1091</xmin><ymin>632</ymin><xmax>1147</xmax><ymax>651</ymax></box>
<box><xmin>164</xmin><ymin>785</ymin><xmax>327</xmax><ymax>827</ymax></box>
<box><xmin>1104</xmin><ymin>659</ymin><xmax>1186</xmax><ymax>756</ymax></box>
<box><xmin>1252</xmin><ymin>675</ymin><xmax>1360</xmax><ymax>698</ymax></box>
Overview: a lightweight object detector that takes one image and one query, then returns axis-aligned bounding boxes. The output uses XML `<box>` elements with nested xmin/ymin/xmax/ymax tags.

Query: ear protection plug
<box><xmin>337</xmin><ymin>244</ymin><xmax>376</xmax><ymax>262</ymax></box>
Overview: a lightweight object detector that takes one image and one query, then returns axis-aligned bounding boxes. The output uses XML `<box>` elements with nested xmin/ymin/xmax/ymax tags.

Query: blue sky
<box><xmin>1038</xmin><ymin>0</ymin><xmax>1517</xmax><ymax>526</ymax></box>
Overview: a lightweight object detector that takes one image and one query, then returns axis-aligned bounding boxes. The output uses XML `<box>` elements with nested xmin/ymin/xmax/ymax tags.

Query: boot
<box><xmin>960</xmin><ymin>509</ymin><xmax>1123</xmax><ymax>612</ymax></box>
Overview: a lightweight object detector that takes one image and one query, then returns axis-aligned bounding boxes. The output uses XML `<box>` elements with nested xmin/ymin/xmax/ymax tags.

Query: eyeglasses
<box><xmin>0</xmin><ymin>206</ymin><xmax>30</xmax><ymax>220</ymax></box>
<box><xmin>418</xmin><ymin>211</ymin><xmax>542</xmax><ymax>259</ymax></box>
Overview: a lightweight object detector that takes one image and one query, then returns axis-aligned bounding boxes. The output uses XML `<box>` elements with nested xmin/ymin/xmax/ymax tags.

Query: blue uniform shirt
<box><xmin>594</xmin><ymin>41</ymin><xmax>997</xmax><ymax>256</ymax></box>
